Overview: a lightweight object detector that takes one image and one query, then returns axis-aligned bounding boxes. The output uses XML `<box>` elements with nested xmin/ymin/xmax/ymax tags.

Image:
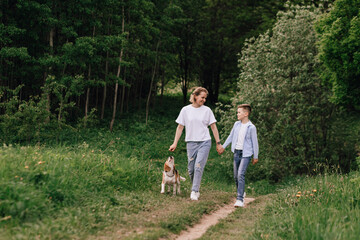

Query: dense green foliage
<box><xmin>217</xmin><ymin>4</ymin><xmax>359</xmax><ymax>182</ymax></box>
<box><xmin>316</xmin><ymin>0</ymin><xmax>360</xmax><ymax>110</ymax></box>
<box><xmin>1</xmin><ymin>0</ymin><xmax>323</xmax><ymax>129</ymax></box>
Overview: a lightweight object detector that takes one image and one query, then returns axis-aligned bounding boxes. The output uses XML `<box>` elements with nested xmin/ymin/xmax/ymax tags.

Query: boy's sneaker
<box><xmin>234</xmin><ymin>200</ymin><xmax>244</xmax><ymax>208</ymax></box>
<box><xmin>190</xmin><ymin>191</ymin><xmax>198</xmax><ymax>201</ymax></box>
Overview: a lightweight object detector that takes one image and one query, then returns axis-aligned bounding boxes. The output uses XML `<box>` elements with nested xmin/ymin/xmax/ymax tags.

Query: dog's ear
<box><xmin>164</xmin><ymin>163</ymin><xmax>171</xmax><ymax>172</ymax></box>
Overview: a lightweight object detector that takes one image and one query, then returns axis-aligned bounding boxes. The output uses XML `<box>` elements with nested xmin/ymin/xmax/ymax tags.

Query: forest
<box><xmin>0</xmin><ymin>0</ymin><xmax>328</xmax><ymax>127</ymax></box>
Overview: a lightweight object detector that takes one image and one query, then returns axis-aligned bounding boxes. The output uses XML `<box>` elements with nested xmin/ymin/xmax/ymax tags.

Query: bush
<box><xmin>0</xmin><ymin>87</ymin><xmax>51</xmax><ymax>143</ymax></box>
<box><xmin>217</xmin><ymin>4</ymin><xmax>359</xmax><ymax>182</ymax></box>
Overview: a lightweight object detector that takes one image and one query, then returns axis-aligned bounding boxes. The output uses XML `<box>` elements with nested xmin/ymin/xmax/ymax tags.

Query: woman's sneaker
<box><xmin>190</xmin><ymin>191</ymin><xmax>198</xmax><ymax>201</ymax></box>
<box><xmin>234</xmin><ymin>200</ymin><xmax>244</xmax><ymax>208</ymax></box>
<box><xmin>196</xmin><ymin>192</ymin><xmax>200</xmax><ymax>198</ymax></box>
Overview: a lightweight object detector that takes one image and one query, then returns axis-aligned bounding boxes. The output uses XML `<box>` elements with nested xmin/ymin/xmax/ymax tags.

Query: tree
<box><xmin>316</xmin><ymin>0</ymin><xmax>360</xmax><ymax>111</ymax></box>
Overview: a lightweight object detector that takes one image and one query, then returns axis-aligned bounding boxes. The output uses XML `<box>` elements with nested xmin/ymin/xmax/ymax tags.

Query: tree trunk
<box><xmin>138</xmin><ymin>63</ymin><xmax>144</xmax><ymax>111</ymax></box>
<box><xmin>84</xmin><ymin>25</ymin><xmax>96</xmax><ymax>127</ymax></box>
<box><xmin>45</xmin><ymin>28</ymin><xmax>55</xmax><ymax>123</ymax></box>
<box><xmin>101</xmin><ymin>17</ymin><xmax>112</xmax><ymax>120</ymax></box>
<box><xmin>120</xmin><ymin>66</ymin><xmax>127</xmax><ymax>115</ymax></box>
<box><xmin>110</xmin><ymin>6</ymin><xmax>125</xmax><ymax>132</ymax></box>
<box><xmin>146</xmin><ymin>40</ymin><xmax>161</xmax><ymax>125</ymax></box>
<box><xmin>85</xmin><ymin>65</ymin><xmax>91</xmax><ymax>121</ymax></box>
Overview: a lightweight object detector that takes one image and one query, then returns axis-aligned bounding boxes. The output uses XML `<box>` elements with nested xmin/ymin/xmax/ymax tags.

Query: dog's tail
<box><xmin>180</xmin><ymin>176</ymin><xmax>186</xmax><ymax>181</ymax></box>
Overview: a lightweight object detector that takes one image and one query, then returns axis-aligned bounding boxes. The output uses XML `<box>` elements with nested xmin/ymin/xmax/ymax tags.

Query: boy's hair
<box><xmin>189</xmin><ymin>87</ymin><xmax>208</xmax><ymax>103</ymax></box>
<box><xmin>237</xmin><ymin>104</ymin><xmax>252</xmax><ymax>115</ymax></box>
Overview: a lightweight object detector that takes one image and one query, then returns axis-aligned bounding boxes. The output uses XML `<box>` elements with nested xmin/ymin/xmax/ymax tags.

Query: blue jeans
<box><xmin>234</xmin><ymin>150</ymin><xmax>251</xmax><ymax>201</ymax></box>
<box><xmin>186</xmin><ymin>140</ymin><xmax>211</xmax><ymax>192</ymax></box>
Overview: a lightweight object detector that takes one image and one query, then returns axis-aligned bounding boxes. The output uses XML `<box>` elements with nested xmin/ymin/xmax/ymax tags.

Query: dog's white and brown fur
<box><xmin>161</xmin><ymin>156</ymin><xmax>185</xmax><ymax>195</ymax></box>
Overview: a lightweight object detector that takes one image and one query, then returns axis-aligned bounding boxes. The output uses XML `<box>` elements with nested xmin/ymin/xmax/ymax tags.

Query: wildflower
<box><xmin>38</xmin><ymin>161</ymin><xmax>44</xmax><ymax>165</ymax></box>
<box><xmin>310</xmin><ymin>194</ymin><xmax>314</xmax><ymax>197</ymax></box>
<box><xmin>296</xmin><ymin>194</ymin><xmax>301</xmax><ymax>198</ymax></box>
<box><xmin>20</xmin><ymin>178</ymin><xmax>23</xmax><ymax>181</ymax></box>
<box><xmin>15</xmin><ymin>176</ymin><xmax>19</xmax><ymax>178</ymax></box>
<box><xmin>297</xmin><ymin>191</ymin><xmax>301</xmax><ymax>194</ymax></box>
<box><xmin>25</xmin><ymin>166</ymin><xmax>29</xmax><ymax>169</ymax></box>
<box><xmin>312</xmin><ymin>189</ymin><xmax>317</xmax><ymax>193</ymax></box>
<box><xmin>49</xmin><ymin>197</ymin><xmax>52</xmax><ymax>200</ymax></box>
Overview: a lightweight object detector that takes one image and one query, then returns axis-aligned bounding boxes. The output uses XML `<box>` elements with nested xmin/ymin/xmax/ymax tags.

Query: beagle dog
<box><xmin>161</xmin><ymin>156</ymin><xmax>185</xmax><ymax>195</ymax></box>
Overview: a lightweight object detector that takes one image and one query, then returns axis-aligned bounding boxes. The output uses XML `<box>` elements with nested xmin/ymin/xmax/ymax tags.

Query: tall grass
<box><xmin>253</xmin><ymin>171</ymin><xmax>360</xmax><ymax>239</ymax></box>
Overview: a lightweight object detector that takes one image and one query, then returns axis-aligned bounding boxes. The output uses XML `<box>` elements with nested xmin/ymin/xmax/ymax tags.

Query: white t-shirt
<box><xmin>176</xmin><ymin>105</ymin><xmax>217</xmax><ymax>142</ymax></box>
<box><xmin>235</xmin><ymin>121</ymin><xmax>250</xmax><ymax>150</ymax></box>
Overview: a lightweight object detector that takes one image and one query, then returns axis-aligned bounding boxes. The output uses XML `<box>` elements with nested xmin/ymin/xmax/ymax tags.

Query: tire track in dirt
<box><xmin>174</xmin><ymin>197</ymin><xmax>256</xmax><ymax>240</ymax></box>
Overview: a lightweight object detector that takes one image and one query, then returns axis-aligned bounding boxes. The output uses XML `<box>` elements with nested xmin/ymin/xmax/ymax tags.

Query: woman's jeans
<box><xmin>186</xmin><ymin>140</ymin><xmax>211</xmax><ymax>192</ymax></box>
<box><xmin>234</xmin><ymin>150</ymin><xmax>251</xmax><ymax>201</ymax></box>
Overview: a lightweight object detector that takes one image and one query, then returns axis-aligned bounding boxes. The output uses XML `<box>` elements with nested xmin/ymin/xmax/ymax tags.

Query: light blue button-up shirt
<box><xmin>222</xmin><ymin>120</ymin><xmax>259</xmax><ymax>159</ymax></box>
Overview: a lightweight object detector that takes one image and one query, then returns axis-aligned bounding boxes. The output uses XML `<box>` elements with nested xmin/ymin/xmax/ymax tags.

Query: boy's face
<box><xmin>237</xmin><ymin>108</ymin><xmax>248</xmax><ymax>121</ymax></box>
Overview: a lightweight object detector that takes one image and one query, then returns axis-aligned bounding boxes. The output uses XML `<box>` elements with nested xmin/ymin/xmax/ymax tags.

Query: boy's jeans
<box><xmin>186</xmin><ymin>140</ymin><xmax>211</xmax><ymax>192</ymax></box>
<box><xmin>233</xmin><ymin>150</ymin><xmax>251</xmax><ymax>201</ymax></box>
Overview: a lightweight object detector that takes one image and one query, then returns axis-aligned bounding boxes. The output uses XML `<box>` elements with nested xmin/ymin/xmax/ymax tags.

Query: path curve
<box><xmin>175</xmin><ymin>197</ymin><xmax>256</xmax><ymax>240</ymax></box>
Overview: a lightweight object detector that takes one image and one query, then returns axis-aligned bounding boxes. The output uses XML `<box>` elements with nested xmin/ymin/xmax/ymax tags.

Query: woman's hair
<box><xmin>189</xmin><ymin>87</ymin><xmax>208</xmax><ymax>103</ymax></box>
<box><xmin>237</xmin><ymin>104</ymin><xmax>252</xmax><ymax>115</ymax></box>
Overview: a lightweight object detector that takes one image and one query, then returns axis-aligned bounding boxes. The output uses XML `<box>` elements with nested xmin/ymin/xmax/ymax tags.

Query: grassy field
<box><xmin>0</xmin><ymin>96</ymin><xmax>238</xmax><ymax>239</ymax></box>
<box><xmin>1</xmin><ymin>96</ymin><xmax>359</xmax><ymax>239</ymax></box>
<box><xmin>200</xmin><ymin>172</ymin><xmax>360</xmax><ymax>240</ymax></box>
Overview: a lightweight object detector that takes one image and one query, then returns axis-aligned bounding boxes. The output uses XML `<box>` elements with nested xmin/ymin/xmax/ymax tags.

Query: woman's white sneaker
<box><xmin>190</xmin><ymin>191</ymin><xmax>198</xmax><ymax>201</ymax></box>
<box><xmin>195</xmin><ymin>192</ymin><xmax>200</xmax><ymax>198</ymax></box>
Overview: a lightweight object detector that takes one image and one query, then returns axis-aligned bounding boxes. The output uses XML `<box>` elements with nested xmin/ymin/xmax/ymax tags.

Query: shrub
<box><xmin>217</xmin><ymin>4</ymin><xmax>358</xmax><ymax>182</ymax></box>
<box><xmin>0</xmin><ymin>87</ymin><xmax>51</xmax><ymax>143</ymax></box>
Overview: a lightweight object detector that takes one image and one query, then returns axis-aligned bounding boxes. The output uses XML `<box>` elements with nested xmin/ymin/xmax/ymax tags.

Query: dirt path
<box><xmin>174</xmin><ymin>197</ymin><xmax>256</xmax><ymax>240</ymax></box>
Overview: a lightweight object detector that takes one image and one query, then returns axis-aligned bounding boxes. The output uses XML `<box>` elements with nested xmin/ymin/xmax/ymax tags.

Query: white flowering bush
<box><xmin>217</xmin><ymin>4</ymin><xmax>358</xmax><ymax>182</ymax></box>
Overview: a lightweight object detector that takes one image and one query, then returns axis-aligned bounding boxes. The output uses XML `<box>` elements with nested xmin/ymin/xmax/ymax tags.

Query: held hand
<box><xmin>252</xmin><ymin>158</ymin><xmax>258</xmax><ymax>165</ymax></box>
<box><xmin>169</xmin><ymin>143</ymin><xmax>177</xmax><ymax>152</ymax></box>
<box><xmin>220</xmin><ymin>147</ymin><xmax>225</xmax><ymax>155</ymax></box>
<box><xmin>216</xmin><ymin>145</ymin><xmax>225</xmax><ymax>155</ymax></box>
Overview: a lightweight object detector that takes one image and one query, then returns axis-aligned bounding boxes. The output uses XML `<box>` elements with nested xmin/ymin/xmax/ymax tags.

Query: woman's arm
<box><xmin>210</xmin><ymin>123</ymin><xmax>222</xmax><ymax>153</ymax></box>
<box><xmin>169</xmin><ymin>124</ymin><xmax>184</xmax><ymax>152</ymax></box>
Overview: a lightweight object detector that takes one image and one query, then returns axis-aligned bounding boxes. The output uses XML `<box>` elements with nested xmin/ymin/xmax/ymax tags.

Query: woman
<box><xmin>169</xmin><ymin>87</ymin><xmax>222</xmax><ymax>200</ymax></box>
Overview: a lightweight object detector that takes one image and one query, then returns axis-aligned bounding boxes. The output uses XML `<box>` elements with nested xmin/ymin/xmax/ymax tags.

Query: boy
<box><xmin>218</xmin><ymin>104</ymin><xmax>259</xmax><ymax>207</ymax></box>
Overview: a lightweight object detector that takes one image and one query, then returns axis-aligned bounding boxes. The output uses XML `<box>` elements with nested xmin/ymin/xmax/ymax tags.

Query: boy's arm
<box><xmin>222</xmin><ymin>122</ymin><xmax>236</xmax><ymax>149</ymax></box>
<box><xmin>251</xmin><ymin>126</ymin><xmax>259</xmax><ymax>162</ymax></box>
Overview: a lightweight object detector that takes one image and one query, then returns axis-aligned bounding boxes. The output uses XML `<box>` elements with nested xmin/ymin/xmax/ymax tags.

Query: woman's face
<box><xmin>194</xmin><ymin>91</ymin><xmax>207</xmax><ymax>106</ymax></box>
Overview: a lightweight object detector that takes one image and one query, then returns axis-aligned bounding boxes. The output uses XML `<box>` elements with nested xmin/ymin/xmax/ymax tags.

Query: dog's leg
<box><xmin>173</xmin><ymin>183</ymin><xmax>177</xmax><ymax>195</ymax></box>
<box><xmin>161</xmin><ymin>173</ymin><xmax>165</xmax><ymax>193</ymax></box>
<box><xmin>177</xmin><ymin>182</ymin><xmax>181</xmax><ymax>194</ymax></box>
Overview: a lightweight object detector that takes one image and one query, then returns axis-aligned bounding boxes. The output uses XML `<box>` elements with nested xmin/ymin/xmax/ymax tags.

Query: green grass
<box><xmin>2</xmin><ymin>95</ymin><xmax>357</xmax><ymax>239</ymax></box>
<box><xmin>0</xmin><ymin>96</ymin><xmax>240</xmax><ymax>239</ymax></box>
<box><xmin>253</xmin><ymin>172</ymin><xmax>360</xmax><ymax>239</ymax></box>
<box><xmin>198</xmin><ymin>172</ymin><xmax>360</xmax><ymax>240</ymax></box>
